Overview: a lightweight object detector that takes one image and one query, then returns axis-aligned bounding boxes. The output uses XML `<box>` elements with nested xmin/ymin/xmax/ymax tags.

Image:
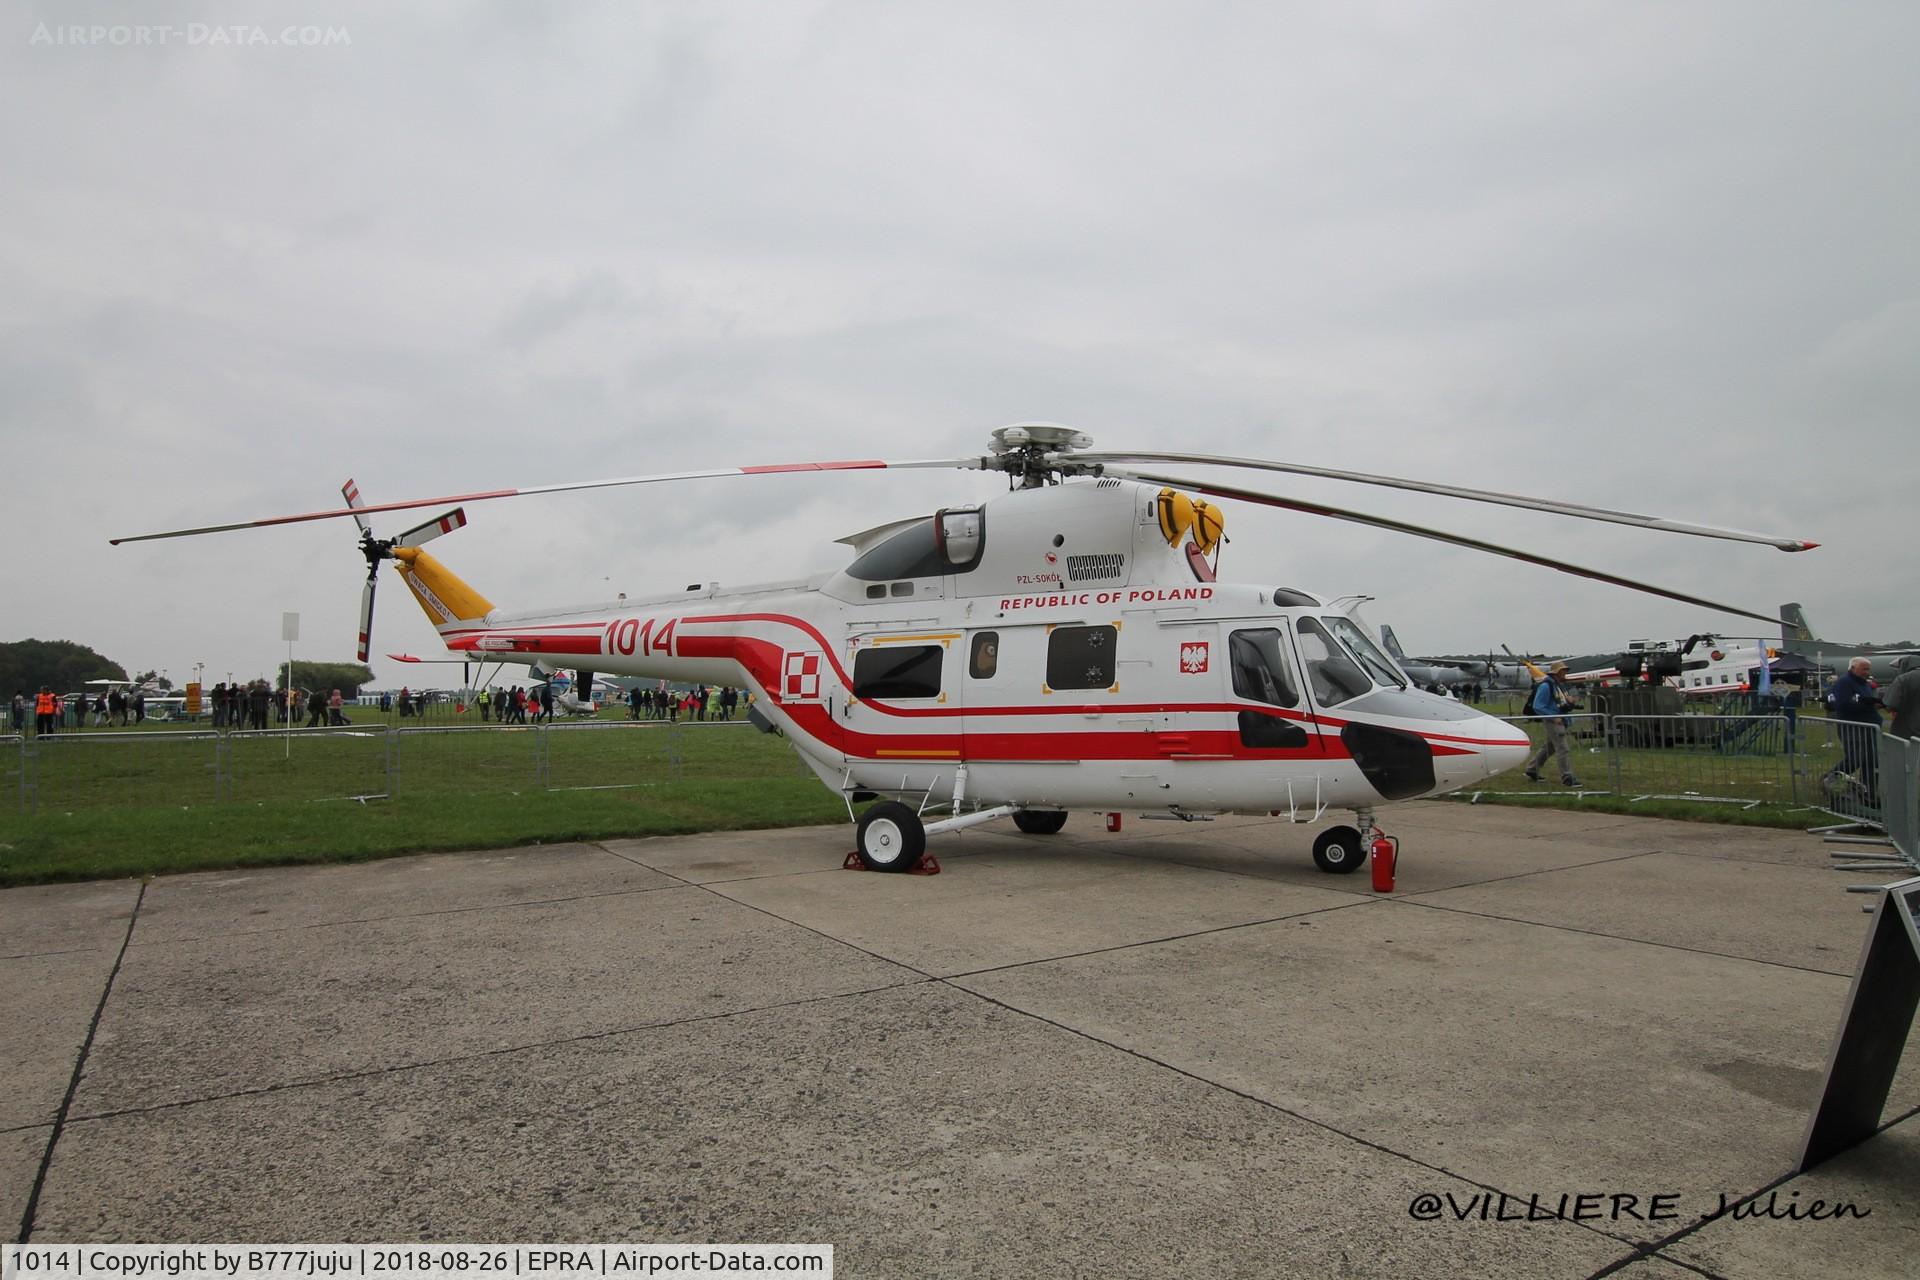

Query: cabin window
<box><xmin>889</xmin><ymin>582</ymin><xmax>913</xmax><ymax>598</ymax></box>
<box><xmin>1229</xmin><ymin>629</ymin><xmax>1300</xmax><ymax>708</ymax></box>
<box><xmin>1230</xmin><ymin>629</ymin><xmax>1308</xmax><ymax>748</ymax></box>
<box><xmin>1047</xmin><ymin>625</ymin><xmax>1118</xmax><ymax>690</ymax></box>
<box><xmin>969</xmin><ymin>632</ymin><xmax>1000</xmax><ymax>679</ymax></box>
<box><xmin>1295</xmin><ymin>618</ymin><xmax>1371</xmax><ymax>706</ymax></box>
<box><xmin>852</xmin><ymin>645</ymin><xmax>944</xmax><ymax>699</ymax></box>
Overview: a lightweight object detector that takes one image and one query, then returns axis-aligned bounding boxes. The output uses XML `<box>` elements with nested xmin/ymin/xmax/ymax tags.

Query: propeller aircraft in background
<box><xmin>114</xmin><ymin>423</ymin><xmax>1815</xmax><ymax>874</ymax></box>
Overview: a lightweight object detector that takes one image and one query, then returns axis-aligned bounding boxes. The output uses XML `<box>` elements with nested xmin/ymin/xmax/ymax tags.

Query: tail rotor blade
<box><xmin>395</xmin><ymin>507</ymin><xmax>468</xmax><ymax>549</ymax></box>
<box><xmin>357</xmin><ymin>572</ymin><xmax>377</xmax><ymax>664</ymax></box>
<box><xmin>341</xmin><ymin>479</ymin><xmax>373</xmax><ymax>536</ymax></box>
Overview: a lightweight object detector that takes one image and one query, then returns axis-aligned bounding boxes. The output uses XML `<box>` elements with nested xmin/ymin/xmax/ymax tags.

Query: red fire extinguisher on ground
<box><xmin>1370</xmin><ymin>831</ymin><xmax>1397</xmax><ymax>893</ymax></box>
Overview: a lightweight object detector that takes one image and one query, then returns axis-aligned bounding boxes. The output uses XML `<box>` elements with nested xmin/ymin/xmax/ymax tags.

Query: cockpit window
<box><xmin>1323</xmin><ymin>616</ymin><xmax>1407</xmax><ymax>690</ymax></box>
<box><xmin>1294</xmin><ymin>617</ymin><xmax>1372</xmax><ymax>706</ymax></box>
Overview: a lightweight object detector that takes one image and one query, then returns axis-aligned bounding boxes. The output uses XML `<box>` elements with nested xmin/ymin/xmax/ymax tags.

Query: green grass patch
<box><xmin>0</xmin><ymin>722</ymin><xmax>846</xmax><ymax>886</ymax></box>
<box><xmin>0</xmin><ymin>778</ymin><xmax>846</xmax><ymax>886</ymax></box>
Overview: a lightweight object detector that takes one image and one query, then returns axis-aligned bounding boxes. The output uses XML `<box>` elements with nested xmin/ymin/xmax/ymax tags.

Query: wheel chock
<box><xmin>841</xmin><ymin>851</ymin><xmax>942</xmax><ymax>875</ymax></box>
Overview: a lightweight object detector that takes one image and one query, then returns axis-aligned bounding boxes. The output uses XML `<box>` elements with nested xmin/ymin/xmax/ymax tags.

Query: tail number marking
<box><xmin>606</xmin><ymin>617</ymin><xmax>678</xmax><ymax>658</ymax></box>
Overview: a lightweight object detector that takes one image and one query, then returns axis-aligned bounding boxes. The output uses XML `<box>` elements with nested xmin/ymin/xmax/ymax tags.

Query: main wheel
<box><xmin>855</xmin><ymin>801</ymin><xmax>927</xmax><ymax>872</ymax></box>
<box><xmin>1311</xmin><ymin>825</ymin><xmax>1366</xmax><ymax>874</ymax></box>
<box><xmin>1012</xmin><ymin>809</ymin><xmax>1068</xmax><ymax>835</ymax></box>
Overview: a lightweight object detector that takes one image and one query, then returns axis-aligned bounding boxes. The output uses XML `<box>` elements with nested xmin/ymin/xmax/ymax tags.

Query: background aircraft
<box><xmin>1377</xmin><ymin>626</ymin><xmax>1475</xmax><ymax>691</ymax></box>
<box><xmin>1378</xmin><ymin>629</ymin><xmax>1533</xmax><ymax>694</ymax></box>
<box><xmin>1778</xmin><ymin>603</ymin><xmax>1919</xmax><ymax>682</ymax></box>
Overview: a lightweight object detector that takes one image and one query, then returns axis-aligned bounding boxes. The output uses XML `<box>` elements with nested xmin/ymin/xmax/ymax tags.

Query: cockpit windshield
<box><xmin>1294</xmin><ymin>617</ymin><xmax>1372</xmax><ymax>706</ymax></box>
<box><xmin>1323</xmin><ymin>616</ymin><xmax>1407</xmax><ymax>690</ymax></box>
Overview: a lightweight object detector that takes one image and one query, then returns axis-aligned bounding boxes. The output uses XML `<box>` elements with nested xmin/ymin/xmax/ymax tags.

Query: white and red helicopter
<box><xmin>114</xmin><ymin>424</ymin><xmax>1813</xmax><ymax>873</ymax></box>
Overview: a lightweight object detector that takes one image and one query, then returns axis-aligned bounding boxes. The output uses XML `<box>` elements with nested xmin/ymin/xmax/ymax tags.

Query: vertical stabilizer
<box><xmin>1379</xmin><ymin>625</ymin><xmax>1410</xmax><ymax>661</ymax></box>
<box><xmin>393</xmin><ymin>547</ymin><xmax>495</xmax><ymax>627</ymax></box>
<box><xmin>1780</xmin><ymin>602</ymin><xmax>1816</xmax><ymax>644</ymax></box>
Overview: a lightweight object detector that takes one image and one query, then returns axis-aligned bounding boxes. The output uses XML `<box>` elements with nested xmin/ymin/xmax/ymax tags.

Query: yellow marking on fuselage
<box><xmin>874</xmin><ymin>748</ymin><xmax>962</xmax><ymax>759</ymax></box>
<box><xmin>868</xmin><ymin>632</ymin><xmax>962</xmax><ymax>645</ymax></box>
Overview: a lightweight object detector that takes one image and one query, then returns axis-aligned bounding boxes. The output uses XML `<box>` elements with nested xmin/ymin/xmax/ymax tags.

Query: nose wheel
<box><xmin>1311</xmin><ymin>825</ymin><xmax>1366</xmax><ymax>874</ymax></box>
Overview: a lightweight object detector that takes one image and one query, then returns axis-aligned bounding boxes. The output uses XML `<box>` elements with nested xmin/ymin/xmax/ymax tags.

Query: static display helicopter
<box><xmin>114</xmin><ymin>423</ymin><xmax>1814</xmax><ymax>874</ymax></box>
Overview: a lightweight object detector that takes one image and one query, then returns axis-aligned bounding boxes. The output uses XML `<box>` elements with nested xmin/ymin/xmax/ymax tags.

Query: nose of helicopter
<box><xmin>1403</xmin><ymin>693</ymin><xmax>1532</xmax><ymax>792</ymax></box>
<box><xmin>1433</xmin><ymin>710</ymin><xmax>1532</xmax><ymax>792</ymax></box>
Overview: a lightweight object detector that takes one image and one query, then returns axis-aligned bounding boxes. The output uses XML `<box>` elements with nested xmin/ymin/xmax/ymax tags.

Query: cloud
<box><xmin>2</xmin><ymin>1</ymin><xmax>1916</xmax><ymax>687</ymax></box>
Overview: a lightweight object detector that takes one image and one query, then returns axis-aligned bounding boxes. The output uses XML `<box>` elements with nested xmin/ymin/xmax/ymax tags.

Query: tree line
<box><xmin>0</xmin><ymin>641</ymin><xmax>373</xmax><ymax>699</ymax></box>
<box><xmin>0</xmin><ymin>639</ymin><xmax>126</xmax><ymax>695</ymax></box>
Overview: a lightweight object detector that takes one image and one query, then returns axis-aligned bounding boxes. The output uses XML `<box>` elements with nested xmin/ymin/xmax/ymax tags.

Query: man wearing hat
<box><xmin>1523</xmin><ymin>660</ymin><xmax>1583</xmax><ymax>787</ymax></box>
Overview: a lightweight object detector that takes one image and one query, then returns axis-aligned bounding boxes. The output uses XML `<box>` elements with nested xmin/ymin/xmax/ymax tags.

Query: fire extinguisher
<box><xmin>1369</xmin><ymin>832</ymin><xmax>1397</xmax><ymax>893</ymax></box>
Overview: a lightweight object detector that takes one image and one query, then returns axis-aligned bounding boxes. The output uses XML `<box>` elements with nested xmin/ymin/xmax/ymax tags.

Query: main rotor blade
<box><xmin>1069</xmin><ymin>450</ymin><xmax>1818</xmax><ymax>552</ymax></box>
<box><xmin>1111</xmin><ymin>467</ymin><xmax>1784</xmax><ymax>626</ymax></box>
<box><xmin>110</xmin><ymin>456</ymin><xmax>982</xmax><ymax>544</ymax></box>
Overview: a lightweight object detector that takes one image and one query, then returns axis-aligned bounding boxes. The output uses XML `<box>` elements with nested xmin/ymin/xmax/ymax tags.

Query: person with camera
<box><xmin>1524</xmin><ymin>660</ymin><xmax>1584</xmax><ymax>787</ymax></box>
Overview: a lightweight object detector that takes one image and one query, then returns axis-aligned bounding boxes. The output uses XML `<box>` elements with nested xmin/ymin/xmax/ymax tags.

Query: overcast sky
<box><xmin>4</xmin><ymin>2</ymin><xmax>1916</xmax><ymax>688</ymax></box>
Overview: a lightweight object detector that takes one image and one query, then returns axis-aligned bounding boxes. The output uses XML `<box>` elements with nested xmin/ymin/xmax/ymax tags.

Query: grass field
<box><xmin>0</xmin><ymin>709</ymin><xmax>1878</xmax><ymax>887</ymax></box>
<box><xmin>0</xmin><ymin>722</ymin><xmax>844</xmax><ymax>886</ymax></box>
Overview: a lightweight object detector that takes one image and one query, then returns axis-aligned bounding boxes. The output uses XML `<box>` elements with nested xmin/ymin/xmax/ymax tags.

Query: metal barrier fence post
<box><xmin>1882</xmin><ymin>734</ymin><xmax>1917</xmax><ymax>863</ymax></box>
<box><xmin>385</xmin><ymin>724</ymin><xmax>398</xmax><ymax>799</ymax></box>
<box><xmin>1604</xmin><ymin>714</ymin><xmax>1622</xmax><ymax>793</ymax></box>
<box><xmin>535</xmin><ymin>719</ymin><xmax>550</xmax><ymax>789</ymax></box>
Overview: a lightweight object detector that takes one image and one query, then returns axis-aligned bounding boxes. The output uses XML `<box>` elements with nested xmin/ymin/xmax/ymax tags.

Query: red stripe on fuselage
<box><xmin>447</xmin><ymin>610</ymin><xmax>1519</xmax><ymax>761</ymax></box>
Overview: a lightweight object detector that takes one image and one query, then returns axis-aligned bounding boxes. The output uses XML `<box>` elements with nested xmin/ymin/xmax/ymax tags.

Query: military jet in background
<box><xmin>1378</xmin><ymin>628</ymin><xmax>1535</xmax><ymax>694</ymax></box>
<box><xmin>1377</xmin><ymin>626</ymin><xmax>1475</xmax><ymax>690</ymax></box>
<box><xmin>1778</xmin><ymin>603</ymin><xmax>1919</xmax><ymax>682</ymax></box>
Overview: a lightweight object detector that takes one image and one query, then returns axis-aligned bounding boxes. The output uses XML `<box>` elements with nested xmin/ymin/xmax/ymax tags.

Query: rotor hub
<box><xmin>986</xmin><ymin>422</ymin><xmax>1100</xmax><ymax>487</ymax></box>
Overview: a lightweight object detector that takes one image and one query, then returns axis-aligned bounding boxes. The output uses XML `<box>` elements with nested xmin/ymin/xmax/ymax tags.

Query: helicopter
<box><xmin>113</xmin><ymin>423</ymin><xmax>1814</xmax><ymax>874</ymax></box>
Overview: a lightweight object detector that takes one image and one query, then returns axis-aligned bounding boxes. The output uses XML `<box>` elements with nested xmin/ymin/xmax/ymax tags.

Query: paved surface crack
<box><xmin>18</xmin><ymin>879</ymin><xmax>146</xmax><ymax>1243</ymax></box>
<box><xmin>1395</xmin><ymin>897</ymin><xmax>1855</xmax><ymax>978</ymax></box>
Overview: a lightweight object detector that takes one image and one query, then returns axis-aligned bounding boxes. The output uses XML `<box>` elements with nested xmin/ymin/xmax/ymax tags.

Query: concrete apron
<box><xmin>3</xmin><ymin>804</ymin><xmax>1914</xmax><ymax>1277</ymax></box>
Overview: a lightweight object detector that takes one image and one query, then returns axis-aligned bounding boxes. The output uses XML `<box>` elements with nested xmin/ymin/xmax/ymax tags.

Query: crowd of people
<box><xmin>11</xmin><ymin>686</ymin><xmax>148</xmax><ymax>733</ymax></box>
<box><xmin>622</xmin><ymin>684</ymin><xmax>740</xmax><ymax>722</ymax></box>
<box><xmin>0</xmin><ymin>681</ymin><xmax>753</xmax><ymax>733</ymax></box>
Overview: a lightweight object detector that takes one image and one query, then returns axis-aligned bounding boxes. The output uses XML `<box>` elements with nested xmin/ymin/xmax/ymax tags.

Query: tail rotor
<box><xmin>341</xmin><ymin>477</ymin><xmax>467</xmax><ymax>664</ymax></box>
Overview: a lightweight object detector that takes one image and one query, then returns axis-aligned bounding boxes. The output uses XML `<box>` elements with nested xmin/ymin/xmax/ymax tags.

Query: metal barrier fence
<box><xmin>1881</xmin><ymin>734</ymin><xmax>1918</xmax><ymax>862</ymax></box>
<box><xmin>5</xmin><ymin>713</ymin><xmax>1908</xmax><ymax>827</ymax></box>
<box><xmin>3</xmin><ymin>719</ymin><xmax>800</xmax><ymax>815</ymax></box>
<box><xmin>1483</xmin><ymin>712</ymin><xmax>1900</xmax><ymax>822</ymax></box>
